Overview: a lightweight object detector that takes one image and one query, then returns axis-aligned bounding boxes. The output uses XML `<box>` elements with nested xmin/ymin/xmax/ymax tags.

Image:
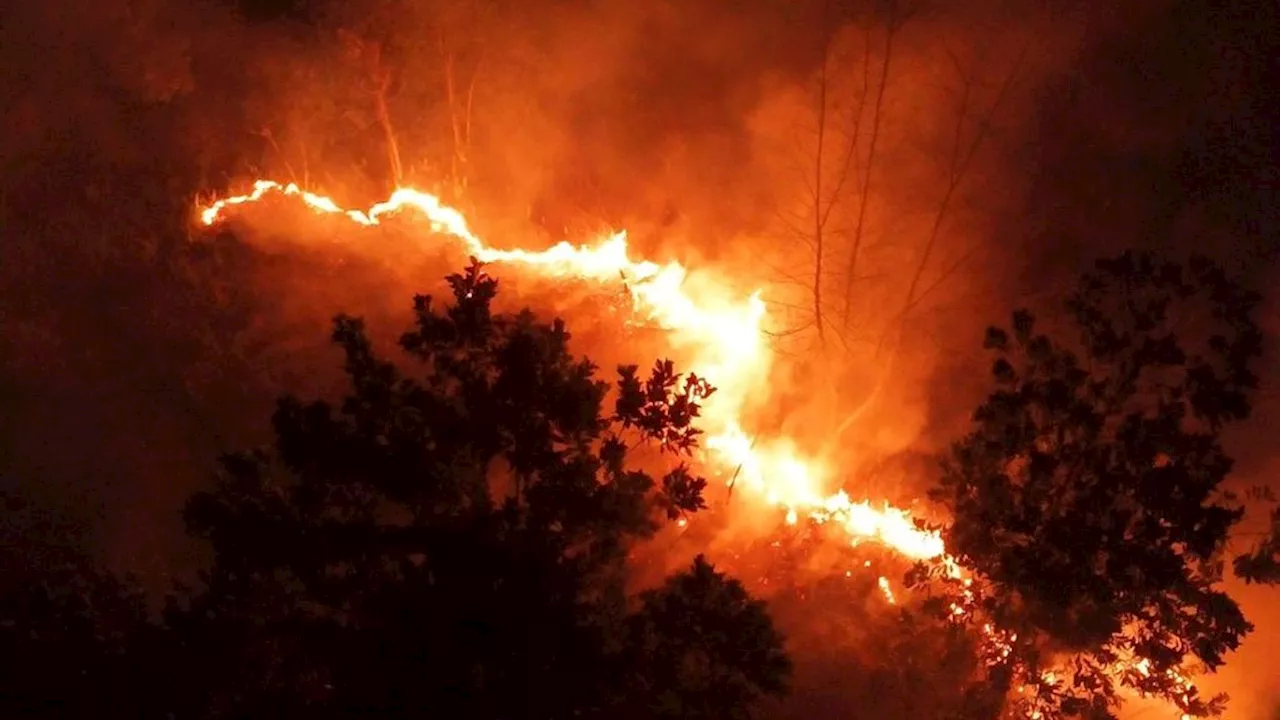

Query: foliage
<box><xmin>623</xmin><ymin>556</ymin><xmax>792</xmax><ymax>720</ymax></box>
<box><xmin>170</xmin><ymin>259</ymin><xmax>788</xmax><ymax>718</ymax></box>
<box><xmin>1234</xmin><ymin>487</ymin><xmax>1280</xmax><ymax>585</ymax></box>
<box><xmin>924</xmin><ymin>250</ymin><xmax>1264</xmax><ymax>718</ymax></box>
<box><xmin>0</xmin><ymin>551</ymin><xmax>150</xmax><ymax>718</ymax></box>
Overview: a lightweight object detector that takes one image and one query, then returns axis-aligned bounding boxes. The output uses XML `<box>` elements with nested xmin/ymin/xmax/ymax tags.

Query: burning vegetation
<box><xmin>190</xmin><ymin>173</ymin><xmax>1266</xmax><ymax>719</ymax></box>
<box><xmin>2</xmin><ymin>0</ymin><xmax>1279</xmax><ymax>719</ymax></box>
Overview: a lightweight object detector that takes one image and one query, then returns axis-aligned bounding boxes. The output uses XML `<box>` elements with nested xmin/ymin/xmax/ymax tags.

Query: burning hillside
<box><xmin>198</xmin><ymin>178</ymin><xmax>1206</xmax><ymax>719</ymax></box>
<box><xmin>3</xmin><ymin>0</ymin><xmax>1275</xmax><ymax>716</ymax></box>
<box><xmin>200</xmin><ymin>180</ymin><xmax>950</xmax><ymax>559</ymax></box>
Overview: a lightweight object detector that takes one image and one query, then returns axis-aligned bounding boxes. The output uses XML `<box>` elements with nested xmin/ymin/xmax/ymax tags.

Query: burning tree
<box><xmin>926</xmin><ymin>250</ymin><xmax>1264</xmax><ymax>718</ymax></box>
<box><xmin>166</xmin><ymin>260</ymin><xmax>791</xmax><ymax>718</ymax></box>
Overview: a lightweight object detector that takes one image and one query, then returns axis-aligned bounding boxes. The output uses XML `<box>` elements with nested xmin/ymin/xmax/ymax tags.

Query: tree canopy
<box><xmin>1234</xmin><ymin>489</ymin><xmax>1280</xmax><ymax>586</ymax></box>
<box><xmin>0</xmin><ymin>547</ymin><xmax>151</xmax><ymax>718</ymax></box>
<box><xmin>165</xmin><ymin>259</ymin><xmax>790</xmax><ymax>719</ymax></box>
<box><xmin>925</xmin><ymin>250</ymin><xmax>1265</xmax><ymax>718</ymax></box>
<box><xmin>1</xmin><ymin>260</ymin><xmax>791</xmax><ymax>720</ymax></box>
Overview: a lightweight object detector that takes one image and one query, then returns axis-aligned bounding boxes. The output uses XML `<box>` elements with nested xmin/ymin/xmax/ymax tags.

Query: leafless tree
<box><xmin>435</xmin><ymin>0</ymin><xmax>495</xmax><ymax>200</ymax></box>
<box><xmin>768</xmin><ymin>1</ymin><xmax>874</xmax><ymax>348</ymax></box>
<box><xmin>840</xmin><ymin>2</ymin><xmax>908</xmax><ymax>332</ymax></box>
<box><xmin>777</xmin><ymin>1</ymin><xmax>1027</xmax><ymax>360</ymax></box>
<box><xmin>339</xmin><ymin>29</ymin><xmax>404</xmax><ymax>188</ymax></box>
<box><xmin>768</xmin><ymin>1</ymin><xmax>915</xmax><ymax>352</ymax></box>
<box><xmin>801</xmin><ymin>2</ymin><xmax>843</xmax><ymax>344</ymax></box>
<box><xmin>880</xmin><ymin>43</ymin><xmax>1026</xmax><ymax>357</ymax></box>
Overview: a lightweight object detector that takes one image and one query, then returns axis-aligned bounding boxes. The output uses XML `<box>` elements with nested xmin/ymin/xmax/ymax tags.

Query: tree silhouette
<box><xmin>924</xmin><ymin>251</ymin><xmax>1264</xmax><ymax>718</ymax></box>
<box><xmin>1234</xmin><ymin>498</ymin><xmax>1280</xmax><ymax>585</ymax></box>
<box><xmin>175</xmin><ymin>259</ymin><xmax>790</xmax><ymax>718</ymax></box>
<box><xmin>0</xmin><ymin>546</ymin><xmax>150</xmax><ymax>718</ymax></box>
<box><xmin>623</xmin><ymin>555</ymin><xmax>792</xmax><ymax>720</ymax></box>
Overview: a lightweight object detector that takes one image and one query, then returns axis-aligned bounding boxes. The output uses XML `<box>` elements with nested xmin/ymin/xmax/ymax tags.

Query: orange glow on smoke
<box><xmin>199</xmin><ymin>179</ymin><xmax>1203</xmax><ymax>718</ymax></box>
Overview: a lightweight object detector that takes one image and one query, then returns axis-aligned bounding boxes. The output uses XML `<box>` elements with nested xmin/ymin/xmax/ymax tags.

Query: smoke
<box><xmin>2</xmin><ymin>0</ymin><xmax>1277</xmax><ymax>715</ymax></box>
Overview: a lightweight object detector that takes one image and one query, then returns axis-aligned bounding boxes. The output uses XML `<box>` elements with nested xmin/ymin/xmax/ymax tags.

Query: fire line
<box><xmin>200</xmin><ymin>179</ymin><xmax>949</xmax><ymax>562</ymax></box>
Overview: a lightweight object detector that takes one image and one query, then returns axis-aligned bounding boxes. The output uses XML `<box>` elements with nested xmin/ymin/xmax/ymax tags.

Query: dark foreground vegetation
<box><xmin>3</xmin><ymin>261</ymin><xmax>793</xmax><ymax>719</ymax></box>
<box><xmin>3</xmin><ymin>0</ymin><xmax>1278</xmax><ymax>718</ymax></box>
<box><xmin>3</xmin><ymin>251</ymin><xmax>1278</xmax><ymax>719</ymax></box>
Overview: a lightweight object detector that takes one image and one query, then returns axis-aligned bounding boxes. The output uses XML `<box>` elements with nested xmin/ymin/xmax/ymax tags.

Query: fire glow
<box><xmin>199</xmin><ymin>179</ymin><xmax>1201</xmax><ymax>718</ymax></box>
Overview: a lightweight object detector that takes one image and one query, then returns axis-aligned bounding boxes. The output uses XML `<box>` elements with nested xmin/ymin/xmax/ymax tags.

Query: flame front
<box><xmin>201</xmin><ymin>180</ymin><xmax>948</xmax><ymax>562</ymax></box>
<box><xmin>199</xmin><ymin>180</ymin><xmax>1201</xmax><ymax>718</ymax></box>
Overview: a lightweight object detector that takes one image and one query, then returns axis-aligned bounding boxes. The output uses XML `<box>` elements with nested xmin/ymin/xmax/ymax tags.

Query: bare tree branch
<box><xmin>811</xmin><ymin>21</ymin><xmax>830</xmax><ymax>345</ymax></box>
<box><xmin>352</xmin><ymin>36</ymin><xmax>403</xmax><ymax>188</ymax></box>
<box><xmin>901</xmin><ymin>242</ymin><xmax>979</xmax><ymax>314</ymax></box>
<box><xmin>883</xmin><ymin>42</ymin><xmax>1027</xmax><ymax>354</ymax></box>
<box><xmin>256</xmin><ymin>127</ymin><xmax>298</xmax><ymax>185</ymax></box>
<box><xmin>841</xmin><ymin>4</ymin><xmax>899</xmax><ymax>326</ymax></box>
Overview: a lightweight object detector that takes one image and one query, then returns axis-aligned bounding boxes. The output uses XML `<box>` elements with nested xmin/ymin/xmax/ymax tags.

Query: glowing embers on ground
<box><xmin>198</xmin><ymin>179</ymin><xmax>948</xmax><ymax>565</ymax></box>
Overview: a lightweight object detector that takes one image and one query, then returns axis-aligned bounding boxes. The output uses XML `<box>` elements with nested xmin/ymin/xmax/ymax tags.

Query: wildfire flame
<box><xmin>199</xmin><ymin>179</ymin><xmax>1202</xmax><ymax>718</ymax></box>
<box><xmin>201</xmin><ymin>180</ymin><xmax>947</xmax><ymax>561</ymax></box>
